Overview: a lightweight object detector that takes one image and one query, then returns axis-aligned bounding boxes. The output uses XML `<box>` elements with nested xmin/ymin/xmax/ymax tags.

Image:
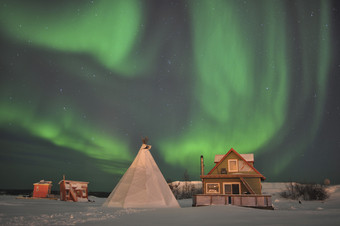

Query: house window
<box><xmin>206</xmin><ymin>183</ymin><xmax>220</xmax><ymax>194</ymax></box>
<box><xmin>223</xmin><ymin>183</ymin><xmax>241</xmax><ymax>194</ymax></box>
<box><xmin>221</xmin><ymin>168</ymin><xmax>227</xmax><ymax>174</ymax></box>
<box><xmin>228</xmin><ymin>159</ymin><xmax>238</xmax><ymax>172</ymax></box>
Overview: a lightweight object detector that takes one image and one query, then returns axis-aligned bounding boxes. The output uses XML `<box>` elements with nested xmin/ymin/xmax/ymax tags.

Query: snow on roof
<box><xmin>58</xmin><ymin>180</ymin><xmax>89</xmax><ymax>185</ymax></box>
<box><xmin>214</xmin><ymin>153</ymin><xmax>254</xmax><ymax>163</ymax></box>
<box><xmin>33</xmin><ymin>180</ymin><xmax>52</xmax><ymax>185</ymax></box>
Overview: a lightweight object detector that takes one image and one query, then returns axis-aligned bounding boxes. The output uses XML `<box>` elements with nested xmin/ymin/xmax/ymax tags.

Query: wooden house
<box><xmin>193</xmin><ymin>148</ymin><xmax>272</xmax><ymax>208</ymax></box>
<box><xmin>33</xmin><ymin>180</ymin><xmax>52</xmax><ymax>198</ymax></box>
<box><xmin>59</xmin><ymin>176</ymin><xmax>89</xmax><ymax>202</ymax></box>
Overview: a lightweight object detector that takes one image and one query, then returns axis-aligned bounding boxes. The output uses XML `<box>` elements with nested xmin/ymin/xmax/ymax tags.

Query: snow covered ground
<box><xmin>0</xmin><ymin>183</ymin><xmax>339</xmax><ymax>225</ymax></box>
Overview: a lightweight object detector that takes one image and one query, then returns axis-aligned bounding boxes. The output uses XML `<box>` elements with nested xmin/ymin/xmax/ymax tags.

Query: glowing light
<box><xmin>159</xmin><ymin>0</ymin><xmax>331</xmax><ymax>174</ymax></box>
<box><xmin>0</xmin><ymin>0</ymin><xmax>145</xmax><ymax>75</ymax></box>
<box><xmin>0</xmin><ymin>95</ymin><xmax>132</xmax><ymax>174</ymax></box>
<box><xmin>0</xmin><ymin>0</ymin><xmax>333</xmax><ymax>181</ymax></box>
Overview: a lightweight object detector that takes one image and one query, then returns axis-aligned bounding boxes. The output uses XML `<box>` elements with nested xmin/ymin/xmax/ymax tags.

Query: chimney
<box><xmin>200</xmin><ymin>155</ymin><xmax>204</xmax><ymax>177</ymax></box>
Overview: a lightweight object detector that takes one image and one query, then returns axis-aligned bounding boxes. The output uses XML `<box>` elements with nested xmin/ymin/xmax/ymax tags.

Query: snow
<box><xmin>1</xmin><ymin>183</ymin><xmax>340</xmax><ymax>225</ymax></box>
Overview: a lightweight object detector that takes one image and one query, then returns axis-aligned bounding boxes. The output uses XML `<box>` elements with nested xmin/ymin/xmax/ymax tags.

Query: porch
<box><xmin>193</xmin><ymin>194</ymin><xmax>273</xmax><ymax>209</ymax></box>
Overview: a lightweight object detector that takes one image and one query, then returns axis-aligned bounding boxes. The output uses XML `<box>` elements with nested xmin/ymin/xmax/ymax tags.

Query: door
<box><xmin>232</xmin><ymin>184</ymin><xmax>240</xmax><ymax>194</ymax></box>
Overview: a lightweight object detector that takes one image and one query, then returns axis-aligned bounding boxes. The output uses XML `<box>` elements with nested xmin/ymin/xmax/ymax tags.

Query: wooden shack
<box><xmin>33</xmin><ymin>180</ymin><xmax>52</xmax><ymax>198</ymax></box>
<box><xmin>59</xmin><ymin>176</ymin><xmax>89</xmax><ymax>202</ymax></box>
<box><xmin>193</xmin><ymin>148</ymin><xmax>272</xmax><ymax>209</ymax></box>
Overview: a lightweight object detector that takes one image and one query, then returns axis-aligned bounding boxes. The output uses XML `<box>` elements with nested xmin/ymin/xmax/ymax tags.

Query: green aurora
<box><xmin>0</xmin><ymin>0</ymin><xmax>338</xmax><ymax>190</ymax></box>
<box><xmin>161</xmin><ymin>0</ymin><xmax>331</xmax><ymax>174</ymax></box>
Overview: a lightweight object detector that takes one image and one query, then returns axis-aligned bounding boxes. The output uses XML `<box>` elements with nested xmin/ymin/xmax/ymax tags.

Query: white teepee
<box><xmin>103</xmin><ymin>143</ymin><xmax>180</xmax><ymax>208</ymax></box>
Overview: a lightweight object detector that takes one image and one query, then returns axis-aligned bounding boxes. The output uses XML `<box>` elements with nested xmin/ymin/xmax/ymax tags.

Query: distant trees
<box><xmin>183</xmin><ymin>169</ymin><xmax>190</xmax><ymax>181</ymax></box>
<box><xmin>280</xmin><ymin>182</ymin><xmax>329</xmax><ymax>201</ymax></box>
<box><xmin>167</xmin><ymin>170</ymin><xmax>202</xmax><ymax>199</ymax></box>
<box><xmin>168</xmin><ymin>181</ymin><xmax>202</xmax><ymax>199</ymax></box>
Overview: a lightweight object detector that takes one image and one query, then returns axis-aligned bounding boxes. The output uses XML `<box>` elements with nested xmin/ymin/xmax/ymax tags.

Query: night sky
<box><xmin>1</xmin><ymin>0</ymin><xmax>340</xmax><ymax>192</ymax></box>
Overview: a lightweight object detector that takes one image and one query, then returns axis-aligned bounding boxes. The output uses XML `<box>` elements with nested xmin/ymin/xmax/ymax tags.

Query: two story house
<box><xmin>193</xmin><ymin>148</ymin><xmax>272</xmax><ymax>208</ymax></box>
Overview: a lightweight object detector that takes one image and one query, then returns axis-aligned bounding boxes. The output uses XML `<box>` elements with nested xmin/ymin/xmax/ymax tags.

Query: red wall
<box><xmin>33</xmin><ymin>184</ymin><xmax>51</xmax><ymax>198</ymax></box>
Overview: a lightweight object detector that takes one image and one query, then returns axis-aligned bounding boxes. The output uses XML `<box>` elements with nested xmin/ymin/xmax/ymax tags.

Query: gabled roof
<box><xmin>58</xmin><ymin>180</ymin><xmax>89</xmax><ymax>185</ymax></box>
<box><xmin>33</xmin><ymin>180</ymin><xmax>52</xmax><ymax>185</ymax></box>
<box><xmin>207</xmin><ymin>148</ymin><xmax>265</xmax><ymax>180</ymax></box>
<box><xmin>214</xmin><ymin>153</ymin><xmax>254</xmax><ymax>163</ymax></box>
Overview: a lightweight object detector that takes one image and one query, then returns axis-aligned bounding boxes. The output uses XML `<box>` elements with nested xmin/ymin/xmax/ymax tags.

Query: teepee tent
<box><xmin>103</xmin><ymin>142</ymin><xmax>180</xmax><ymax>208</ymax></box>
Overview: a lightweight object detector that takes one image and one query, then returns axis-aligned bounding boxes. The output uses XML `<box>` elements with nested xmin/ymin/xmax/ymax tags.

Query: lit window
<box><xmin>228</xmin><ymin>159</ymin><xmax>238</xmax><ymax>172</ymax></box>
<box><xmin>206</xmin><ymin>183</ymin><xmax>220</xmax><ymax>194</ymax></box>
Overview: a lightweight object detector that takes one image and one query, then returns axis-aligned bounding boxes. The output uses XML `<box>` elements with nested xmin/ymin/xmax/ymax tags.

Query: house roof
<box><xmin>58</xmin><ymin>180</ymin><xmax>89</xmax><ymax>185</ymax></box>
<box><xmin>214</xmin><ymin>153</ymin><xmax>254</xmax><ymax>163</ymax></box>
<box><xmin>33</xmin><ymin>180</ymin><xmax>52</xmax><ymax>185</ymax></box>
<box><xmin>207</xmin><ymin>148</ymin><xmax>265</xmax><ymax>180</ymax></box>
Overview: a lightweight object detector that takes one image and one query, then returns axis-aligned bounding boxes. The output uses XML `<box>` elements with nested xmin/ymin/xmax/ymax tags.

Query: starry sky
<box><xmin>0</xmin><ymin>0</ymin><xmax>340</xmax><ymax>192</ymax></box>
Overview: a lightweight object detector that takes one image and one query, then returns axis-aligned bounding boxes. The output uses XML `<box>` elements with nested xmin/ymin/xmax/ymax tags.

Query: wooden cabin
<box><xmin>59</xmin><ymin>176</ymin><xmax>89</xmax><ymax>202</ymax></box>
<box><xmin>33</xmin><ymin>180</ymin><xmax>52</xmax><ymax>198</ymax></box>
<box><xmin>193</xmin><ymin>148</ymin><xmax>272</xmax><ymax>209</ymax></box>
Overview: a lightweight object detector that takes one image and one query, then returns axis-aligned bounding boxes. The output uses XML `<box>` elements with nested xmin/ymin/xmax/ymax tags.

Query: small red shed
<box><xmin>59</xmin><ymin>176</ymin><xmax>89</xmax><ymax>202</ymax></box>
<box><xmin>33</xmin><ymin>180</ymin><xmax>52</xmax><ymax>198</ymax></box>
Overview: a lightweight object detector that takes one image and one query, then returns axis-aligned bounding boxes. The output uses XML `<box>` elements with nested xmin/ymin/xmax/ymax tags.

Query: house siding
<box><xmin>243</xmin><ymin>177</ymin><xmax>262</xmax><ymax>194</ymax></box>
<box><xmin>203</xmin><ymin>177</ymin><xmax>262</xmax><ymax>195</ymax></box>
<box><xmin>210</xmin><ymin>152</ymin><xmax>258</xmax><ymax>176</ymax></box>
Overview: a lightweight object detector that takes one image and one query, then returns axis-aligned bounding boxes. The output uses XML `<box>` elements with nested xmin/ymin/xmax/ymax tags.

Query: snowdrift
<box><xmin>0</xmin><ymin>183</ymin><xmax>339</xmax><ymax>225</ymax></box>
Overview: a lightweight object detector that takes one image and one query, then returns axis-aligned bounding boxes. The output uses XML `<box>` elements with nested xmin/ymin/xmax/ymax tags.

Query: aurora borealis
<box><xmin>0</xmin><ymin>0</ymin><xmax>339</xmax><ymax>191</ymax></box>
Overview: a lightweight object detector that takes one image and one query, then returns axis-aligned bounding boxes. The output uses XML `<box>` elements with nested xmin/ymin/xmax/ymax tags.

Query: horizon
<box><xmin>0</xmin><ymin>181</ymin><xmax>335</xmax><ymax>194</ymax></box>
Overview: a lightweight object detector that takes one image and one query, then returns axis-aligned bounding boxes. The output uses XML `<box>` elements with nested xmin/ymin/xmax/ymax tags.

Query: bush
<box><xmin>168</xmin><ymin>181</ymin><xmax>202</xmax><ymax>199</ymax></box>
<box><xmin>280</xmin><ymin>182</ymin><xmax>329</xmax><ymax>201</ymax></box>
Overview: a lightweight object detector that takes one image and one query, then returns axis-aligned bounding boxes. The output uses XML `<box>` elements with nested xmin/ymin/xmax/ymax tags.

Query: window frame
<box><xmin>221</xmin><ymin>168</ymin><xmax>227</xmax><ymax>174</ymax></box>
<box><xmin>206</xmin><ymin>183</ymin><xmax>220</xmax><ymax>194</ymax></box>
<box><xmin>223</xmin><ymin>182</ymin><xmax>241</xmax><ymax>195</ymax></box>
<box><xmin>228</xmin><ymin>159</ymin><xmax>239</xmax><ymax>172</ymax></box>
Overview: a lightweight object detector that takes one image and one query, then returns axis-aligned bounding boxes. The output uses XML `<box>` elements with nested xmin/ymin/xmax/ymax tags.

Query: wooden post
<box><xmin>200</xmin><ymin>155</ymin><xmax>205</xmax><ymax>194</ymax></box>
<box><xmin>200</xmin><ymin>155</ymin><xmax>204</xmax><ymax>177</ymax></box>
